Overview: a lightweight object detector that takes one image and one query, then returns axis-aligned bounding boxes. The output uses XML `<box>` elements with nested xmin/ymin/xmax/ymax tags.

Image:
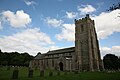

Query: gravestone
<box><xmin>40</xmin><ymin>70</ymin><xmax>44</xmax><ymax>77</ymax></box>
<box><xmin>28</xmin><ymin>68</ymin><xmax>33</xmax><ymax>78</ymax></box>
<box><xmin>49</xmin><ymin>71</ymin><xmax>53</xmax><ymax>76</ymax></box>
<box><xmin>12</xmin><ymin>67</ymin><xmax>19</xmax><ymax>79</ymax></box>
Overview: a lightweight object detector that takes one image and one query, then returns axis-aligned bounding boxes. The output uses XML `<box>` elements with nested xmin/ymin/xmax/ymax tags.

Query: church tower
<box><xmin>74</xmin><ymin>14</ymin><xmax>103</xmax><ymax>71</ymax></box>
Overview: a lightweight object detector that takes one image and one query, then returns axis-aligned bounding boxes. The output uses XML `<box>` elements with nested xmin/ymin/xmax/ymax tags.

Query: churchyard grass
<box><xmin>0</xmin><ymin>66</ymin><xmax>120</xmax><ymax>80</ymax></box>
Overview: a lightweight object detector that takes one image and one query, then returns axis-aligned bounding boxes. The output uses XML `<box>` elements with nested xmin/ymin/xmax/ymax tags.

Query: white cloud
<box><xmin>56</xmin><ymin>24</ymin><xmax>75</xmax><ymax>41</ymax></box>
<box><xmin>2</xmin><ymin>10</ymin><xmax>31</xmax><ymax>28</ymax></box>
<box><xmin>45</xmin><ymin>17</ymin><xmax>63</xmax><ymax>27</ymax></box>
<box><xmin>56</xmin><ymin>9</ymin><xmax>120</xmax><ymax>41</ymax></box>
<box><xmin>93</xmin><ymin>9</ymin><xmax>120</xmax><ymax>39</ymax></box>
<box><xmin>24</xmin><ymin>0</ymin><xmax>36</xmax><ymax>6</ymax></box>
<box><xmin>0</xmin><ymin>28</ymin><xmax>55</xmax><ymax>56</ymax></box>
<box><xmin>78</xmin><ymin>5</ymin><xmax>96</xmax><ymax>15</ymax></box>
<box><xmin>0</xmin><ymin>16</ymin><xmax>4</xmax><ymax>29</ymax></box>
<box><xmin>49</xmin><ymin>46</ymin><xmax>60</xmax><ymax>51</ymax></box>
<box><xmin>66</xmin><ymin>11</ymin><xmax>78</xmax><ymax>19</ymax></box>
<box><xmin>100</xmin><ymin>46</ymin><xmax>120</xmax><ymax>59</ymax></box>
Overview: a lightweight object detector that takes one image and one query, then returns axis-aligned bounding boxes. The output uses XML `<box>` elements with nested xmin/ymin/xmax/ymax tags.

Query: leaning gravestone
<box><xmin>28</xmin><ymin>68</ymin><xmax>33</xmax><ymax>78</ymax></box>
<box><xmin>12</xmin><ymin>67</ymin><xmax>19</xmax><ymax>79</ymax></box>
<box><xmin>40</xmin><ymin>70</ymin><xmax>44</xmax><ymax>77</ymax></box>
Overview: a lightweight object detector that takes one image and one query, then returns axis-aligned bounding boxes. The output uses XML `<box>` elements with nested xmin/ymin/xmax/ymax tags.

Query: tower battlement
<box><xmin>75</xmin><ymin>14</ymin><xmax>94</xmax><ymax>24</ymax></box>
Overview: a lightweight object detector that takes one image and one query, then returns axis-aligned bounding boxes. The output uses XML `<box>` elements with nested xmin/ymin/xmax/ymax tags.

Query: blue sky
<box><xmin>0</xmin><ymin>0</ymin><xmax>120</xmax><ymax>58</ymax></box>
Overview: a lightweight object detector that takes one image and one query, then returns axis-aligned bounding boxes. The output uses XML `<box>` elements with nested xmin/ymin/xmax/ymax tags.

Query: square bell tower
<box><xmin>74</xmin><ymin>14</ymin><xmax>103</xmax><ymax>71</ymax></box>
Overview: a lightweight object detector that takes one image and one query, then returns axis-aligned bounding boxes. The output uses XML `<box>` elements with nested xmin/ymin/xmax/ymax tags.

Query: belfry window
<box><xmin>81</xmin><ymin>25</ymin><xmax>84</xmax><ymax>32</ymax></box>
<box><xmin>47</xmin><ymin>60</ymin><xmax>48</xmax><ymax>67</ymax></box>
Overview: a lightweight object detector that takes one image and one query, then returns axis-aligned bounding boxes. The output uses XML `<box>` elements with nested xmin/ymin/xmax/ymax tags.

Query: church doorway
<box><xmin>59</xmin><ymin>62</ymin><xmax>63</xmax><ymax>71</ymax></box>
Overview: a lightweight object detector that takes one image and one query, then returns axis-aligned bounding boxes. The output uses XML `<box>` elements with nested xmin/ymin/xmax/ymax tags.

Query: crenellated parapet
<box><xmin>75</xmin><ymin>14</ymin><xmax>94</xmax><ymax>25</ymax></box>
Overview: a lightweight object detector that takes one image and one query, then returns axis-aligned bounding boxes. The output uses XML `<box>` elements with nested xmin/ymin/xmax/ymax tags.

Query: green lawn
<box><xmin>0</xmin><ymin>66</ymin><xmax>120</xmax><ymax>80</ymax></box>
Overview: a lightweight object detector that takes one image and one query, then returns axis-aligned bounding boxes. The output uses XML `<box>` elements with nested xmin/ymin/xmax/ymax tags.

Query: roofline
<box><xmin>49</xmin><ymin>46</ymin><xmax>75</xmax><ymax>52</ymax></box>
<box><xmin>45</xmin><ymin>46</ymin><xmax>75</xmax><ymax>55</ymax></box>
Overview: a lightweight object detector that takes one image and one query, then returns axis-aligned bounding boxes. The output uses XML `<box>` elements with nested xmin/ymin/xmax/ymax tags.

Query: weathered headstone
<box><xmin>40</xmin><ymin>70</ymin><xmax>44</xmax><ymax>77</ymax></box>
<box><xmin>49</xmin><ymin>71</ymin><xmax>53</xmax><ymax>76</ymax></box>
<box><xmin>28</xmin><ymin>68</ymin><xmax>33</xmax><ymax>78</ymax></box>
<box><xmin>12</xmin><ymin>67</ymin><xmax>19</xmax><ymax>79</ymax></box>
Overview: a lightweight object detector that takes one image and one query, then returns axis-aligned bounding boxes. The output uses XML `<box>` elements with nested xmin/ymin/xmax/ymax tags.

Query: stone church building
<box><xmin>29</xmin><ymin>14</ymin><xmax>104</xmax><ymax>71</ymax></box>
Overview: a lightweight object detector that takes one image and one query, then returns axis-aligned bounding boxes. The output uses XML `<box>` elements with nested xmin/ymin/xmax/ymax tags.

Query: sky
<box><xmin>0</xmin><ymin>0</ymin><xmax>120</xmax><ymax>58</ymax></box>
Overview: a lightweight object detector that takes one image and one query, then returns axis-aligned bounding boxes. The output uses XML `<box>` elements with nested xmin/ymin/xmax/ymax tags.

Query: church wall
<box><xmin>32</xmin><ymin>51</ymin><xmax>74</xmax><ymax>71</ymax></box>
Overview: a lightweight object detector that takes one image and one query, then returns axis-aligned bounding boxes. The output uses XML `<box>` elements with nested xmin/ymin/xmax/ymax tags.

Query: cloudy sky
<box><xmin>0</xmin><ymin>0</ymin><xmax>120</xmax><ymax>58</ymax></box>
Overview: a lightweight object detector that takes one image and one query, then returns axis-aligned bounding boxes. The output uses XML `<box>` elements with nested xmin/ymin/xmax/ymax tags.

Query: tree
<box><xmin>0</xmin><ymin>49</ymin><xmax>34</xmax><ymax>66</ymax></box>
<box><xmin>103</xmin><ymin>54</ymin><xmax>119</xmax><ymax>70</ymax></box>
<box><xmin>118</xmin><ymin>57</ymin><xmax>120</xmax><ymax>69</ymax></box>
<box><xmin>107</xmin><ymin>2</ymin><xmax>120</xmax><ymax>11</ymax></box>
<box><xmin>0</xmin><ymin>49</ymin><xmax>2</xmax><ymax>53</ymax></box>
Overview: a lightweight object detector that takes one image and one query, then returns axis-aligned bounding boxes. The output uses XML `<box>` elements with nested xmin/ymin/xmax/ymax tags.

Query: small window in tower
<box><xmin>34</xmin><ymin>63</ymin><xmax>36</xmax><ymax>66</ymax></box>
<box><xmin>81</xmin><ymin>25</ymin><xmax>84</xmax><ymax>32</ymax></box>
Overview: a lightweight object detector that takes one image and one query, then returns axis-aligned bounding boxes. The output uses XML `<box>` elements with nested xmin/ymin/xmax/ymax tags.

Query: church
<box><xmin>29</xmin><ymin>14</ymin><xmax>104</xmax><ymax>71</ymax></box>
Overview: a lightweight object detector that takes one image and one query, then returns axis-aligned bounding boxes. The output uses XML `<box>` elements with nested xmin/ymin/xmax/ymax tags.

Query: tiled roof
<box><xmin>34</xmin><ymin>54</ymin><xmax>45</xmax><ymax>59</ymax></box>
<box><xmin>34</xmin><ymin>47</ymin><xmax>75</xmax><ymax>59</ymax></box>
<box><xmin>46</xmin><ymin>47</ymin><xmax>75</xmax><ymax>55</ymax></box>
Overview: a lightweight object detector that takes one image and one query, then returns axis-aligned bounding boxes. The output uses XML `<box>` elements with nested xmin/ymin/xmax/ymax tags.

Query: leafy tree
<box><xmin>118</xmin><ymin>57</ymin><xmax>120</xmax><ymax>69</ymax></box>
<box><xmin>0</xmin><ymin>49</ymin><xmax>34</xmax><ymax>66</ymax></box>
<box><xmin>107</xmin><ymin>2</ymin><xmax>120</xmax><ymax>11</ymax></box>
<box><xmin>0</xmin><ymin>49</ymin><xmax>2</xmax><ymax>53</ymax></box>
<box><xmin>103</xmin><ymin>54</ymin><xmax>119</xmax><ymax>70</ymax></box>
